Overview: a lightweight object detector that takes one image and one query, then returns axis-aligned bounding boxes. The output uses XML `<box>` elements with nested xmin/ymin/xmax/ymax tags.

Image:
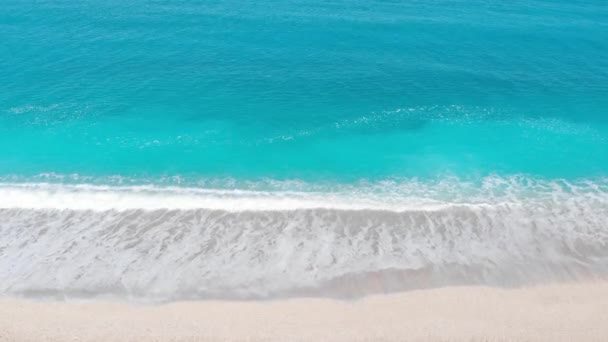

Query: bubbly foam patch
<box><xmin>0</xmin><ymin>176</ymin><xmax>607</xmax><ymax>301</ymax></box>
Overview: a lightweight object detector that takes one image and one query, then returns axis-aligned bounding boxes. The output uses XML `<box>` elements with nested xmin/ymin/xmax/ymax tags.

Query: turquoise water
<box><xmin>1</xmin><ymin>0</ymin><xmax>608</xmax><ymax>300</ymax></box>
<box><xmin>2</xmin><ymin>0</ymin><xmax>607</xmax><ymax>183</ymax></box>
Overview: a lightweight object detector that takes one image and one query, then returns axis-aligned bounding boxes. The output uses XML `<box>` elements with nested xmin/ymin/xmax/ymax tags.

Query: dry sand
<box><xmin>1</xmin><ymin>281</ymin><xmax>607</xmax><ymax>342</ymax></box>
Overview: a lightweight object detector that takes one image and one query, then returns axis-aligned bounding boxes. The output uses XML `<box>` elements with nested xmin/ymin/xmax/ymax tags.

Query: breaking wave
<box><xmin>0</xmin><ymin>176</ymin><xmax>607</xmax><ymax>301</ymax></box>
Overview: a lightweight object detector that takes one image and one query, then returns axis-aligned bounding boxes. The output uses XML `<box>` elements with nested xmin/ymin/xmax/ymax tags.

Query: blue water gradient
<box><xmin>1</xmin><ymin>0</ymin><xmax>607</xmax><ymax>184</ymax></box>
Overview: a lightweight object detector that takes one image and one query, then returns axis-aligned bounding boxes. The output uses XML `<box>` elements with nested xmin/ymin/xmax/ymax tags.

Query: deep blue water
<box><xmin>1</xmin><ymin>0</ymin><xmax>607</xmax><ymax>184</ymax></box>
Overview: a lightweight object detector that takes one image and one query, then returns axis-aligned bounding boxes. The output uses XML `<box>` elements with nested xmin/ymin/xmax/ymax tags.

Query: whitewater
<box><xmin>1</xmin><ymin>176</ymin><xmax>607</xmax><ymax>301</ymax></box>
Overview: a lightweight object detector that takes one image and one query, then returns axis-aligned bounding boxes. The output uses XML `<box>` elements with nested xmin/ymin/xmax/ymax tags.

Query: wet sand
<box><xmin>1</xmin><ymin>281</ymin><xmax>607</xmax><ymax>341</ymax></box>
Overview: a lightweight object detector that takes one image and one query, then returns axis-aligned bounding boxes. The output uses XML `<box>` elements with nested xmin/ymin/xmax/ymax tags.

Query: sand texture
<box><xmin>1</xmin><ymin>281</ymin><xmax>607</xmax><ymax>342</ymax></box>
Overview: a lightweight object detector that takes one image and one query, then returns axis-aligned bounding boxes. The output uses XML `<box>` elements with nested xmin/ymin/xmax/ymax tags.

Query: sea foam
<box><xmin>0</xmin><ymin>176</ymin><xmax>607</xmax><ymax>301</ymax></box>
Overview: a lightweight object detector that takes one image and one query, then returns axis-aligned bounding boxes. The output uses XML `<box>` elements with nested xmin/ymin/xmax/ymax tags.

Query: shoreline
<box><xmin>2</xmin><ymin>281</ymin><xmax>607</xmax><ymax>341</ymax></box>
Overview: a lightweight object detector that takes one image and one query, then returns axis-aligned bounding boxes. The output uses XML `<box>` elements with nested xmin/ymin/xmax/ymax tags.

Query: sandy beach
<box><xmin>1</xmin><ymin>280</ymin><xmax>607</xmax><ymax>342</ymax></box>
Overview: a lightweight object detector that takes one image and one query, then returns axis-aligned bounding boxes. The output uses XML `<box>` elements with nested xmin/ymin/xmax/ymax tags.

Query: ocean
<box><xmin>1</xmin><ymin>0</ymin><xmax>607</xmax><ymax>300</ymax></box>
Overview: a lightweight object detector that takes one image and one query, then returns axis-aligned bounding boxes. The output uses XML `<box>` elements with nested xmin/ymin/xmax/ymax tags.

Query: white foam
<box><xmin>0</xmin><ymin>176</ymin><xmax>607</xmax><ymax>301</ymax></box>
<box><xmin>0</xmin><ymin>175</ymin><xmax>606</xmax><ymax>211</ymax></box>
<box><xmin>0</xmin><ymin>182</ymin><xmax>442</xmax><ymax>211</ymax></box>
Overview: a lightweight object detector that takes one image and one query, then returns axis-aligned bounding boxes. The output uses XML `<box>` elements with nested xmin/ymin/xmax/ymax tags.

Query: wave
<box><xmin>1</xmin><ymin>175</ymin><xmax>607</xmax><ymax>210</ymax></box>
<box><xmin>0</xmin><ymin>176</ymin><xmax>607</xmax><ymax>301</ymax></box>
